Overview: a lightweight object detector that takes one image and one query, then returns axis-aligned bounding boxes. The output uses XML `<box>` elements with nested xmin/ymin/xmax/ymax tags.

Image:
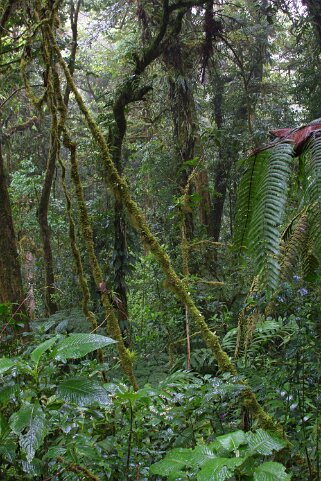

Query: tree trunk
<box><xmin>0</xmin><ymin>142</ymin><xmax>24</xmax><ymax>308</ymax></box>
<box><xmin>37</xmin><ymin>132</ymin><xmax>58</xmax><ymax>315</ymax></box>
<box><xmin>304</xmin><ymin>0</ymin><xmax>321</xmax><ymax>46</ymax></box>
<box><xmin>195</xmin><ymin>169</ymin><xmax>215</xmax><ymax>237</ymax></box>
<box><xmin>210</xmin><ymin>71</ymin><xmax>231</xmax><ymax>242</ymax></box>
<box><xmin>164</xmin><ymin>39</ymin><xmax>198</xmax><ymax>239</ymax></box>
<box><xmin>109</xmin><ymin>98</ymin><xmax>130</xmax><ymax>345</ymax></box>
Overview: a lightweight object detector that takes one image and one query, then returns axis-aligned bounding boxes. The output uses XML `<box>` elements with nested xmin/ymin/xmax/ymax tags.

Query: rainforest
<box><xmin>0</xmin><ymin>0</ymin><xmax>320</xmax><ymax>480</ymax></box>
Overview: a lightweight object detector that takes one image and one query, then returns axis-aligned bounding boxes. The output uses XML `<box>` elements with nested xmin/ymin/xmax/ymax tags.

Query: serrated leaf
<box><xmin>216</xmin><ymin>430</ymin><xmax>247</xmax><ymax>452</ymax></box>
<box><xmin>197</xmin><ymin>457</ymin><xmax>244</xmax><ymax>481</ymax></box>
<box><xmin>150</xmin><ymin>448</ymin><xmax>193</xmax><ymax>476</ymax></box>
<box><xmin>253</xmin><ymin>462</ymin><xmax>292</xmax><ymax>481</ymax></box>
<box><xmin>31</xmin><ymin>336</ymin><xmax>59</xmax><ymax>363</ymax></box>
<box><xmin>54</xmin><ymin>333</ymin><xmax>116</xmax><ymax>360</ymax></box>
<box><xmin>10</xmin><ymin>402</ymin><xmax>46</xmax><ymax>462</ymax></box>
<box><xmin>56</xmin><ymin>377</ymin><xmax>110</xmax><ymax>406</ymax></box>
<box><xmin>0</xmin><ymin>358</ymin><xmax>15</xmax><ymax>374</ymax></box>
<box><xmin>246</xmin><ymin>430</ymin><xmax>286</xmax><ymax>455</ymax></box>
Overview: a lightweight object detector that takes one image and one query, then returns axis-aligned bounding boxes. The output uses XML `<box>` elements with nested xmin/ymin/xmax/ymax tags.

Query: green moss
<box><xmin>48</xmin><ymin>24</ymin><xmax>286</xmax><ymax>431</ymax></box>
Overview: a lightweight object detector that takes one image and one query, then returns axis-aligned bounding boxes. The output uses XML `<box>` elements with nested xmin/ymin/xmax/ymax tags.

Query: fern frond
<box><xmin>302</xmin><ymin>244</ymin><xmax>319</xmax><ymax>279</ymax></box>
<box><xmin>235</xmin><ymin>142</ymin><xmax>294</xmax><ymax>290</ymax></box>
<box><xmin>234</xmin><ymin>150</ymin><xmax>270</xmax><ymax>249</ymax></box>
<box><xmin>279</xmin><ymin>213</ymin><xmax>309</xmax><ymax>283</ymax></box>
<box><xmin>304</xmin><ymin>132</ymin><xmax>321</xmax><ymax>261</ymax></box>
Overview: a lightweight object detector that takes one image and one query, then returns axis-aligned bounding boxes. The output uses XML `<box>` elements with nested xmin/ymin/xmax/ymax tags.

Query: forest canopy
<box><xmin>0</xmin><ymin>0</ymin><xmax>320</xmax><ymax>480</ymax></box>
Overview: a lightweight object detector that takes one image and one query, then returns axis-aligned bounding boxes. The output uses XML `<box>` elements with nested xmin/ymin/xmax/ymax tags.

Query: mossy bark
<box><xmin>164</xmin><ymin>39</ymin><xmax>197</xmax><ymax>239</ymax></box>
<box><xmin>50</xmin><ymin>33</ymin><xmax>279</xmax><ymax>431</ymax></box>
<box><xmin>0</xmin><ymin>143</ymin><xmax>24</xmax><ymax>309</ymax></box>
<box><xmin>37</xmin><ymin>128</ymin><xmax>59</xmax><ymax>315</ymax></box>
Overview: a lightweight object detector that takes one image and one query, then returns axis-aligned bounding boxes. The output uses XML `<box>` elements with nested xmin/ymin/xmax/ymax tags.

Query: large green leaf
<box><xmin>253</xmin><ymin>462</ymin><xmax>292</xmax><ymax>481</ymax></box>
<box><xmin>54</xmin><ymin>333</ymin><xmax>116</xmax><ymax>360</ymax></box>
<box><xmin>0</xmin><ymin>439</ymin><xmax>16</xmax><ymax>463</ymax></box>
<box><xmin>56</xmin><ymin>377</ymin><xmax>110</xmax><ymax>406</ymax></box>
<box><xmin>197</xmin><ymin>457</ymin><xmax>244</xmax><ymax>481</ymax></box>
<box><xmin>0</xmin><ymin>412</ymin><xmax>9</xmax><ymax>436</ymax></box>
<box><xmin>0</xmin><ymin>384</ymin><xmax>19</xmax><ymax>404</ymax></box>
<box><xmin>246</xmin><ymin>429</ymin><xmax>286</xmax><ymax>456</ymax></box>
<box><xmin>10</xmin><ymin>402</ymin><xmax>46</xmax><ymax>462</ymax></box>
<box><xmin>216</xmin><ymin>430</ymin><xmax>247</xmax><ymax>452</ymax></box>
<box><xmin>191</xmin><ymin>445</ymin><xmax>218</xmax><ymax>467</ymax></box>
<box><xmin>0</xmin><ymin>415</ymin><xmax>16</xmax><ymax>463</ymax></box>
<box><xmin>150</xmin><ymin>448</ymin><xmax>193</xmax><ymax>476</ymax></box>
<box><xmin>30</xmin><ymin>336</ymin><xmax>59</xmax><ymax>364</ymax></box>
<box><xmin>0</xmin><ymin>358</ymin><xmax>16</xmax><ymax>374</ymax></box>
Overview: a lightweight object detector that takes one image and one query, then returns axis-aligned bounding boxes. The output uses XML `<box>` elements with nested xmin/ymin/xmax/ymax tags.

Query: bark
<box><xmin>195</xmin><ymin>169</ymin><xmax>215</xmax><ymax>237</ymax></box>
<box><xmin>210</xmin><ymin>71</ymin><xmax>231</xmax><ymax>242</ymax></box>
<box><xmin>106</xmin><ymin>1</ymin><xmax>199</xmax><ymax>342</ymax></box>
<box><xmin>163</xmin><ymin>39</ymin><xmax>197</xmax><ymax>239</ymax></box>
<box><xmin>0</xmin><ymin>142</ymin><xmax>24</xmax><ymax>307</ymax></box>
<box><xmin>37</xmin><ymin>132</ymin><xmax>58</xmax><ymax>315</ymax></box>
<box><xmin>37</xmin><ymin>0</ymin><xmax>80</xmax><ymax>316</ymax></box>
<box><xmin>109</xmin><ymin>101</ymin><xmax>130</xmax><ymax>344</ymax></box>
<box><xmin>304</xmin><ymin>0</ymin><xmax>321</xmax><ymax>46</ymax></box>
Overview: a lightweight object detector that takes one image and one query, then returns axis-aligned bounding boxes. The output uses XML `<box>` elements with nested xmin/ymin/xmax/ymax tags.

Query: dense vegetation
<box><xmin>0</xmin><ymin>0</ymin><xmax>320</xmax><ymax>479</ymax></box>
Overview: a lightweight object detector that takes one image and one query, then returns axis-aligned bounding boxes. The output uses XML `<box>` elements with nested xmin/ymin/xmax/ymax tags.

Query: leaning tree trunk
<box><xmin>0</xmin><ymin>142</ymin><xmax>24</xmax><ymax>308</ymax></box>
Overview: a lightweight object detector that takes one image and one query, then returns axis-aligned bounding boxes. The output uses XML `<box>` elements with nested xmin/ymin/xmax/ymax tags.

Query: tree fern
<box><xmin>235</xmin><ymin>142</ymin><xmax>294</xmax><ymax>290</ymax></box>
<box><xmin>279</xmin><ymin>212</ymin><xmax>309</xmax><ymax>282</ymax></box>
<box><xmin>304</xmin><ymin>132</ymin><xmax>321</xmax><ymax>261</ymax></box>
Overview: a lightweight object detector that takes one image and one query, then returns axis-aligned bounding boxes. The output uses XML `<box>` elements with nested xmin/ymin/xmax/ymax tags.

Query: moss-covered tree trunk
<box><xmin>109</xmin><ymin>98</ymin><xmax>130</xmax><ymax>345</ymax></box>
<box><xmin>164</xmin><ymin>39</ymin><xmax>197</xmax><ymax>239</ymax></box>
<box><xmin>210</xmin><ymin>71</ymin><xmax>231</xmax><ymax>242</ymax></box>
<box><xmin>37</xmin><ymin>133</ymin><xmax>58</xmax><ymax>315</ymax></box>
<box><xmin>0</xmin><ymin>142</ymin><xmax>24</xmax><ymax>308</ymax></box>
<box><xmin>304</xmin><ymin>0</ymin><xmax>321</xmax><ymax>46</ymax></box>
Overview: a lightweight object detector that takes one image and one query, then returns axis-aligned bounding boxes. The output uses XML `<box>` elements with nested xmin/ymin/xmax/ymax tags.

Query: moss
<box><xmin>37</xmin><ymin>21</ymin><xmax>138</xmax><ymax>389</ymax></box>
<box><xmin>48</xmin><ymin>24</ymin><xmax>287</xmax><ymax>431</ymax></box>
<box><xmin>241</xmin><ymin>389</ymin><xmax>281</xmax><ymax>433</ymax></box>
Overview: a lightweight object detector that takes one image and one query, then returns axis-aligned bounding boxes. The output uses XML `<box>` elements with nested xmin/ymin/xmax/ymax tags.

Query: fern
<box><xmin>235</xmin><ymin>142</ymin><xmax>294</xmax><ymax>290</ymax></box>
<box><xmin>304</xmin><ymin>132</ymin><xmax>321</xmax><ymax>262</ymax></box>
<box><xmin>223</xmin><ymin>319</ymin><xmax>297</xmax><ymax>356</ymax></box>
<box><xmin>235</xmin><ymin>150</ymin><xmax>270</xmax><ymax>249</ymax></box>
<box><xmin>279</xmin><ymin>212</ymin><xmax>309</xmax><ymax>282</ymax></box>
